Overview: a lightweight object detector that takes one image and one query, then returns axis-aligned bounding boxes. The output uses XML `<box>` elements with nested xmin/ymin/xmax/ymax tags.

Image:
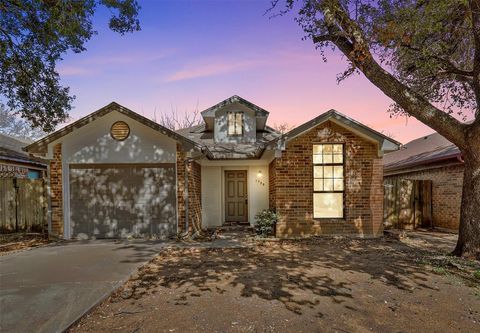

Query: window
<box><xmin>227</xmin><ymin>112</ymin><xmax>243</xmax><ymax>136</ymax></box>
<box><xmin>313</xmin><ymin>144</ymin><xmax>344</xmax><ymax>218</ymax></box>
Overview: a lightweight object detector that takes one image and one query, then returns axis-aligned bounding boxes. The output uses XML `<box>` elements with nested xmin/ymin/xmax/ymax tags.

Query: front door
<box><xmin>225</xmin><ymin>170</ymin><xmax>248</xmax><ymax>223</ymax></box>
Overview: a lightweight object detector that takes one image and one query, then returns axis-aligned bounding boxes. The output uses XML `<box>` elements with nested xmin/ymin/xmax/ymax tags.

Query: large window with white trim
<box><xmin>313</xmin><ymin>144</ymin><xmax>344</xmax><ymax>218</ymax></box>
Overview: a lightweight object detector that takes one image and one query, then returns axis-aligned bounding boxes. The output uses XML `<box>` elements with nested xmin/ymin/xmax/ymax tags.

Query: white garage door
<box><xmin>69</xmin><ymin>164</ymin><xmax>176</xmax><ymax>239</ymax></box>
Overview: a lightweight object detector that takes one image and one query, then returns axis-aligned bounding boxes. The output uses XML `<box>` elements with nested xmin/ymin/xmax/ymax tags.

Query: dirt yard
<box><xmin>70</xmin><ymin>233</ymin><xmax>480</xmax><ymax>333</ymax></box>
<box><xmin>0</xmin><ymin>233</ymin><xmax>51</xmax><ymax>255</ymax></box>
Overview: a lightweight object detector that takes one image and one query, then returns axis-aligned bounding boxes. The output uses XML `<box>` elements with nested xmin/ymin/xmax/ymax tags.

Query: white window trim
<box><xmin>313</xmin><ymin>143</ymin><xmax>345</xmax><ymax>219</ymax></box>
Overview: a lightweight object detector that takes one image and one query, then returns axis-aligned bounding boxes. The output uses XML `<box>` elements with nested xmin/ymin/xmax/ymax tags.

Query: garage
<box><xmin>69</xmin><ymin>164</ymin><xmax>176</xmax><ymax>239</ymax></box>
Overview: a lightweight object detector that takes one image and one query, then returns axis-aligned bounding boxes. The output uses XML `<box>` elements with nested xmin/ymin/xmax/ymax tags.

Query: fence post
<box><xmin>13</xmin><ymin>178</ymin><xmax>19</xmax><ymax>232</ymax></box>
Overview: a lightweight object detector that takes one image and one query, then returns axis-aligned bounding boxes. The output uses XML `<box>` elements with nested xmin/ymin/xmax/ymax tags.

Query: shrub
<box><xmin>474</xmin><ymin>270</ymin><xmax>480</xmax><ymax>280</ymax></box>
<box><xmin>254</xmin><ymin>209</ymin><xmax>278</xmax><ymax>237</ymax></box>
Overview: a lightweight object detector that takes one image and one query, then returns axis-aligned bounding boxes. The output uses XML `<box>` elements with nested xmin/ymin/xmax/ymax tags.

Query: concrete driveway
<box><xmin>0</xmin><ymin>240</ymin><xmax>166</xmax><ymax>333</ymax></box>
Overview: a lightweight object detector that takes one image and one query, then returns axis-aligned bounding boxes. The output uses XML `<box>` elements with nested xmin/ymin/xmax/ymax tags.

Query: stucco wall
<box><xmin>53</xmin><ymin>111</ymin><xmax>177</xmax><ymax>164</ymax></box>
<box><xmin>46</xmin><ymin>110</ymin><xmax>178</xmax><ymax>239</ymax></box>
<box><xmin>201</xmin><ymin>166</ymin><xmax>223</xmax><ymax>227</ymax></box>
<box><xmin>213</xmin><ymin>102</ymin><xmax>256</xmax><ymax>144</ymax></box>
<box><xmin>201</xmin><ymin>164</ymin><xmax>270</xmax><ymax>227</ymax></box>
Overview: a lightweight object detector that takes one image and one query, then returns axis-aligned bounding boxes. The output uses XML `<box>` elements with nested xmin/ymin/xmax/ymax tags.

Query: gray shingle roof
<box><xmin>24</xmin><ymin>102</ymin><xmax>203</xmax><ymax>154</ymax></box>
<box><xmin>0</xmin><ymin>133</ymin><xmax>46</xmax><ymax>167</ymax></box>
<box><xmin>200</xmin><ymin>95</ymin><xmax>269</xmax><ymax>118</ymax></box>
<box><xmin>383</xmin><ymin>132</ymin><xmax>461</xmax><ymax>172</ymax></box>
<box><xmin>267</xmin><ymin>109</ymin><xmax>400</xmax><ymax>153</ymax></box>
<box><xmin>176</xmin><ymin>124</ymin><xmax>281</xmax><ymax>159</ymax></box>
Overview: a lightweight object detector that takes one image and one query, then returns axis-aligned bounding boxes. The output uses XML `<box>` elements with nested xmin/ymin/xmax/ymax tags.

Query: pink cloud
<box><xmin>82</xmin><ymin>51</ymin><xmax>172</xmax><ymax>66</ymax></box>
<box><xmin>165</xmin><ymin>59</ymin><xmax>261</xmax><ymax>82</ymax></box>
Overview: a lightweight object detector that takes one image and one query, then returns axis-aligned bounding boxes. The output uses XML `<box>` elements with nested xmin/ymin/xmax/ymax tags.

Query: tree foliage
<box><xmin>272</xmin><ymin>0</ymin><xmax>480</xmax><ymax>258</ymax></box>
<box><xmin>272</xmin><ymin>0</ymin><xmax>478</xmax><ymax>144</ymax></box>
<box><xmin>0</xmin><ymin>104</ymin><xmax>45</xmax><ymax>140</ymax></box>
<box><xmin>0</xmin><ymin>0</ymin><xmax>140</xmax><ymax>132</ymax></box>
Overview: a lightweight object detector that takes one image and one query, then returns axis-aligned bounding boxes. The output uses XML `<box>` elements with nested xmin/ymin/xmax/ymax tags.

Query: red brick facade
<box><xmin>268</xmin><ymin>159</ymin><xmax>276</xmax><ymax>210</ymax></box>
<box><xmin>50</xmin><ymin>143</ymin><xmax>63</xmax><ymax>237</ymax></box>
<box><xmin>269</xmin><ymin>121</ymin><xmax>384</xmax><ymax>238</ymax></box>
<box><xmin>384</xmin><ymin>164</ymin><xmax>463</xmax><ymax>230</ymax></box>
<box><xmin>176</xmin><ymin>146</ymin><xmax>202</xmax><ymax>233</ymax></box>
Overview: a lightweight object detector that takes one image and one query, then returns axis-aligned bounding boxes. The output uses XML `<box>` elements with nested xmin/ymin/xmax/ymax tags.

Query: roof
<box><xmin>200</xmin><ymin>95</ymin><xmax>269</xmax><ymax>118</ymax></box>
<box><xmin>24</xmin><ymin>102</ymin><xmax>203</xmax><ymax>154</ymax></box>
<box><xmin>269</xmin><ymin>109</ymin><xmax>400</xmax><ymax>153</ymax></box>
<box><xmin>0</xmin><ymin>133</ymin><xmax>47</xmax><ymax>167</ymax></box>
<box><xmin>176</xmin><ymin>124</ymin><xmax>281</xmax><ymax>159</ymax></box>
<box><xmin>384</xmin><ymin>132</ymin><xmax>462</xmax><ymax>172</ymax></box>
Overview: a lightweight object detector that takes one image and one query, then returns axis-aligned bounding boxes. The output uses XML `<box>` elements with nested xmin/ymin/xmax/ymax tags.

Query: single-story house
<box><xmin>0</xmin><ymin>133</ymin><xmax>46</xmax><ymax>179</ymax></box>
<box><xmin>384</xmin><ymin>132</ymin><xmax>463</xmax><ymax>231</ymax></box>
<box><xmin>25</xmin><ymin>96</ymin><xmax>399</xmax><ymax>239</ymax></box>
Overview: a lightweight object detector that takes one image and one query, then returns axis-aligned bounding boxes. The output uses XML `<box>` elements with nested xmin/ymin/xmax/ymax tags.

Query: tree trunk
<box><xmin>452</xmin><ymin>142</ymin><xmax>480</xmax><ymax>259</ymax></box>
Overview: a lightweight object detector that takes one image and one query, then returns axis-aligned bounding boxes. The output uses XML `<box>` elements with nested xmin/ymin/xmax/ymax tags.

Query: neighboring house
<box><xmin>0</xmin><ymin>134</ymin><xmax>47</xmax><ymax>232</ymax></box>
<box><xmin>0</xmin><ymin>133</ymin><xmax>46</xmax><ymax>179</ymax></box>
<box><xmin>24</xmin><ymin>96</ymin><xmax>399</xmax><ymax>239</ymax></box>
<box><xmin>383</xmin><ymin>132</ymin><xmax>463</xmax><ymax>230</ymax></box>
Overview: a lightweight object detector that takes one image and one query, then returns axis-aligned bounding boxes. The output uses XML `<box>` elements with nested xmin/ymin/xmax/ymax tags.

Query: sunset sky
<box><xmin>57</xmin><ymin>0</ymin><xmax>444</xmax><ymax>144</ymax></box>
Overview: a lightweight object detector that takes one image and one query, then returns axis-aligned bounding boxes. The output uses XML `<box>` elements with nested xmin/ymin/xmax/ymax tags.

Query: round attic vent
<box><xmin>111</xmin><ymin>121</ymin><xmax>130</xmax><ymax>141</ymax></box>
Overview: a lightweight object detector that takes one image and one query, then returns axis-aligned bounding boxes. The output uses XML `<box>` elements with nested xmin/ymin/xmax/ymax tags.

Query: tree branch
<box><xmin>319</xmin><ymin>0</ymin><xmax>467</xmax><ymax>149</ymax></box>
<box><xmin>469</xmin><ymin>0</ymin><xmax>480</xmax><ymax>119</ymax></box>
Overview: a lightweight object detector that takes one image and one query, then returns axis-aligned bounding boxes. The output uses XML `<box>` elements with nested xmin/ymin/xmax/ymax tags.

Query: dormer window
<box><xmin>227</xmin><ymin>112</ymin><xmax>243</xmax><ymax>136</ymax></box>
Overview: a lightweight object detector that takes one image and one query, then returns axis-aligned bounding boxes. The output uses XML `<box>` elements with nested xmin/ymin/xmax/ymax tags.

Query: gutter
<box><xmin>384</xmin><ymin>152</ymin><xmax>463</xmax><ymax>175</ymax></box>
<box><xmin>0</xmin><ymin>154</ymin><xmax>47</xmax><ymax>167</ymax></box>
<box><xmin>384</xmin><ymin>158</ymin><xmax>463</xmax><ymax>177</ymax></box>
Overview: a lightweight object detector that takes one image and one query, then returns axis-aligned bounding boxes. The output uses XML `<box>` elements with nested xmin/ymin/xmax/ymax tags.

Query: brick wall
<box><xmin>268</xmin><ymin>159</ymin><xmax>276</xmax><ymax>210</ymax></box>
<box><xmin>271</xmin><ymin>120</ymin><xmax>384</xmax><ymax>238</ymax></box>
<box><xmin>384</xmin><ymin>164</ymin><xmax>463</xmax><ymax>230</ymax></box>
<box><xmin>176</xmin><ymin>145</ymin><xmax>202</xmax><ymax>233</ymax></box>
<box><xmin>50</xmin><ymin>143</ymin><xmax>63</xmax><ymax>237</ymax></box>
<box><xmin>190</xmin><ymin>160</ymin><xmax>202</xmax><ymax>230</ymax></box>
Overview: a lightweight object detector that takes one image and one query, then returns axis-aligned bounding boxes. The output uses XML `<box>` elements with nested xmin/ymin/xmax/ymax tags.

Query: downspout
<box><xmin>182</xmin><ymin>157</ymin><xmax>190</xmax><ymax>236</ymax></box>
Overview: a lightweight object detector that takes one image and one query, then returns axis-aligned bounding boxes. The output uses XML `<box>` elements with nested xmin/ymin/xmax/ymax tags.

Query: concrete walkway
<box><xmin>0</xmin><ymin>240</ymin><xmax>167</xmax><ymax>333</ymax></box>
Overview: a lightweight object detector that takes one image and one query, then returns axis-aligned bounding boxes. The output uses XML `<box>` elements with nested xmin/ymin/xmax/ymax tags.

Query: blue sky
<box><xmin>58</xmin><ymin>0</ymin><xmax>435</xmax><ymax>142</ymax></box>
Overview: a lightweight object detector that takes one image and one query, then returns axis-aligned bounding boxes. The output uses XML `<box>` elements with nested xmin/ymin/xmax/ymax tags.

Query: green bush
<box><xmin>474</xmin><ymin>270</ymin><xmax>480</xmax><ymax>280</ymax></box>
<box><xmin>254</xmin><ymin>209</ymin><xmax>278</xmax><ymax>237</ymax></box>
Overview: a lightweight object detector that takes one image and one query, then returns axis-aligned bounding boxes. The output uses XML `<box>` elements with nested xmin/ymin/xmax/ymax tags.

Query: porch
<box><xmin>198</xmin><ymin>158</ymin><xmax>271</xmax><ymax>229</ymax></box>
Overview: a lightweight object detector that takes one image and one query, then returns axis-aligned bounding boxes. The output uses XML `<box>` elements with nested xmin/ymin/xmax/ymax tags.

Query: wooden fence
<box><xmin>0</xmin><ymin>178</ymin><xmax>47</xmax><ymax>232</ymax></box>
<box><xmin>384</xmin><ymin>178</ymin><xmax>433</xmax><ymax>230</ymax></box>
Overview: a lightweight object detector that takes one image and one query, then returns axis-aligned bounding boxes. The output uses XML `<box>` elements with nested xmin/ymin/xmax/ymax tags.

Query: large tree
<box><xmin>274</xmin><ymin>0</ymin><xmax>480</xmax><ymax>258</ymax></box>
<box><xmin>0</xmin><ymin>0</ymin><xmax>140</xmax><ymax>132</ymax></box>
<box><xmin>0</xmin><ymin>104</ymin><xmax>45</xmax><ymax>140</ymax></box>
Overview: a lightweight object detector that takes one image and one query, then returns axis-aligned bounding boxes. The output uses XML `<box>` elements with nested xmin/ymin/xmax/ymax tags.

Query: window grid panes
<box><xmin>227</xmin><ymin>112</ymin><xmax>243</xmax><ymax>136</ymax></box>
<box><xmin>313</xmin><ymin>144</ymin><xmax>344</xmax><ymax>192</ymax></box>
<box><xmin>313</xmin><ymin>144</ymin><xmax>344</xmax><ymax>218</ymax></box>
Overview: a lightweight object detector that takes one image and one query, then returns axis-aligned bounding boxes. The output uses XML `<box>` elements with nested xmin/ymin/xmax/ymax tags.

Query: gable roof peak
<box><xmin>24</xmin><ymin>101</ymin><xmax>202</xmax><ymax>154</ymax></box>
<box><xmin>201</xmin><ymin>95</ymin><xmax>269</xmax><ymax>117</ymax></box>
<box><xmin>270</xmin><ymin>108</ymin><xmax>400</xmax><ymax>155</ymax></box>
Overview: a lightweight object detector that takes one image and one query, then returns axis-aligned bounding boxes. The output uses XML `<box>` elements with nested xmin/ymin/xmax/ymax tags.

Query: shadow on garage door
<box><xmin>69</xmin><ymin>163</ymin><xmax>177</xmax><ymax>239</ymax></box>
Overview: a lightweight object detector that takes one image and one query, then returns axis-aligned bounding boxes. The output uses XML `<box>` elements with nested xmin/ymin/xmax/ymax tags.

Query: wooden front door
<box><xmin>225</xmin><ymin>170</ymin><xmax>248</xmax><ymax>223</ymax></box>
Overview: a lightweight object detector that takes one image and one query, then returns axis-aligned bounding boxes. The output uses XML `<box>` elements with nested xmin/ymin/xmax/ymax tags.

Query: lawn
<box><xmin>70</xmin><ymin>233</ymin><xmax>480</xmax><ymax>333</ymax></box>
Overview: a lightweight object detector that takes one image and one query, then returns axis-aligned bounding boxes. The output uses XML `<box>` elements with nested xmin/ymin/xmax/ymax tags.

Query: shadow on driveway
<box><xmin>0</xmin><ymin>239</ymin><xmax>167</xmax><ymax>333</ymax></box>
